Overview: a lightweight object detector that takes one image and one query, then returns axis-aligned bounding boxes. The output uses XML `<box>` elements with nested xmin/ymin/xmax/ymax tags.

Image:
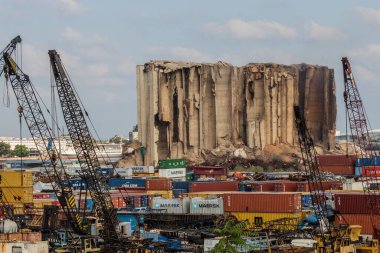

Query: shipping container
<box><xmin>158</xmin><ymin>168</ymin><xmax>186</xmax><ymax>178</ymax></box>
<box><xmin>152</xmin><ymin>197</ymin><xmax>190</xmax><ymax>214</ymax></box>
<box><xmin>231</xmin><ymin>212</ymin><xmax>303</xmax><ymax>227</ymax></box>
<box><xmin>296</xmin><ymin>181</ymin><xmax>342</xmax><ymax>192</ymax></box>
<box><xmin>189</xmin><ymin>181</ymin><xmax>238</xmax><ymax>192</ymax></box>
<box><xmin>158</xmin><ymin>159</ymin><xmax>187</xmax><ymax>169</ymax></box>
<box><xmin>334</xmin><ymin>193</ymin><xmax>373</xmax><ymax>214</ymax></box>
<box><xmin>251</xmin><ymin>181</ymin><xmax>276</xmax><ymax>192</ymax></box>
<box><xmin>319</xmin><ymin>165</ymin><xmax>355</xmax><ymax>175</ymax></box>
<box><xmin>238</xmin><ymin>182</ymin><xmax>252</xmax><ymax>192</ymax></box>
<box><xmin>274</xmin><ymin>181</ymin><xmax>298</xmax><ymax>192</ymax></box>
<box><xmin>109</xmin><ymin>178</ymin><xmax>146</xmax><ymax>189</ymax></box>
<box><xmin>355</xmin><ymin>156</ymin><xmax>380</xmax><ymax>167</ymax></box>
<box><xmin>128</xmin><ymin>166</ymin><xmax>154</xmax><ymax>174</ymax></box>
<box><xmin>0</xmin><ymin>241</ymin><xmax>49</xmax><ymax>253</ymax></box>
<box><xmin>190</xmin><ymin>197</ymin><xmax>224</xmax><ymax>215</ymax></box>
<box><xmin>1</xmin><ymin>187</ymin><xmax>33</xmax><ymax>203</ymax></box>
<box><xmin>317</xmin><ymin>155</ymin><xmax>357</xmax><ymax>166</ymax></box>
<box><xmin>186</xmin><ymin>173</ymin><xmax>194</xmax><ymax>181</ymax></box>
<box><xmin>172</xmin><ymin>189</ymin><xmax>188</xmax><ymax>198</ymax></box>
<box><xmin>335</xmin><ymin>214</ymin><xmax>377</xmax><ymax>235</ymax></box>
<box><xmin>301</xmin><ymin>194</ymin><xmax>313</xmax><ymax>206</ymax></box>
<box><xmin>172</xmin><ymin>181</ymin><xmax>190</xmax><ymax>191</ymax></box>
<box><xmin>192</xmin><ymin>166</ymin><xmax>227</xmax><ymax>176</ymax></box>
<box><xmin>146</xmin><ymin>190</ymin><xmax>173</xmax><ymax>199</ymax></box>
<box><xmin>224</xmin><ymin>192</ymin><xmax>302</xmax><ymax>213</ymax></box>
<box><xmin>0</xmin><ymin>171</ymin><xmax>33</xmax><ymax>187</ymax></box>
<box><xmin>146</xmin><ymin>179</ymin><xmax>172</xmax><ymax>190</ymax></box>
<box><xmin>360</xmin><ymin>166</ymin><xmax>380</xmax><ymax>177</ymax></box>
<box><xmin>69</xmin><ymin>179</ymin><xmax>87</xmax><ymax>191</ymax></box>
<box><xmin>114</xmin><ymin>168</ymin><xmax>133</xmax><ymax>177</ymax></box>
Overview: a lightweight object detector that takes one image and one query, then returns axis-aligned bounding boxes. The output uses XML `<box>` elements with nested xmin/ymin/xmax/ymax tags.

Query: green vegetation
<box><xmin>13</xmin><ymin>144</ymin><xmax>29</xmax><ymax>157</ymax></box>
<box><xmin>208</xmin><ymin>220</ymin><xmax>257</xmax><ymax>253</ymax></box>
<box><xmin>0</xmin><ymin>142</ymin><xmax>11</xmax><ymax>157</ymax></box>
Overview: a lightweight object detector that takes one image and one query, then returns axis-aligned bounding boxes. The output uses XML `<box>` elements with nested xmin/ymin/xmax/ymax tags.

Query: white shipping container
<box><xmin>0</xmin><ymin>241</ymin><xmax>49</xmax><ymax>253</ymax></box>
<box><xmin>159</xmin><ymin>168</ymin><xmax>186</xmax><ymax>178</ymax></box>
<box><xmin>190</xmin><ymin>197</ymin><xmax>224</xmax><ymax>215</ymax></box>
<box><xmin>114</xmin><ymin>168</ymin><xmax>133</xmax><ymax>177</ymax></box>
<box><xmin>204</xmin><ymin>238</ymin><xmax>221</xmax><ymax>252</ymax></box>
<box><xmin>152</xmin><ymin>197</ymin><xmax>190</xmax><ymax>214</ymax></box>
<box><xmin>128</xmin><ymin>166</ymin><xmax>154</xmax><ymax>174</ymax></box>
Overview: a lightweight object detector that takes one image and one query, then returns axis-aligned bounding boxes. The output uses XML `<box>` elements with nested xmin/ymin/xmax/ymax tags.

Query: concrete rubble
<box><xmin>136</xmin><ymin>61</ymin><xmax>336</xmax><ymax>166</ymax></box>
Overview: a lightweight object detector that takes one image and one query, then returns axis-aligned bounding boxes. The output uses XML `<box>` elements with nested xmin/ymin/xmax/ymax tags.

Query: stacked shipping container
<box><xmin>317</xmin><ymin>155</ymin><xmax>357</xmax><ymax>175</ymax></box>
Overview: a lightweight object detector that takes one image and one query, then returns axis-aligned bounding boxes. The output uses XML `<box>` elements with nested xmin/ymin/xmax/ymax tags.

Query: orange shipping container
<box><xmin>146</xmin><ymin>179</ymin><xmax>172</xmax><ymax>190</ymax></box>
<box><xmin>189</xmin><ymin>181</ymin><xmax>238</xmax><ymax>192</ymax></box>
<box><xmin>224</xmin><ymin>192</ymin><xmax>302</xmax><ymax>213</ymax></box>
<box><xmin>336</xmin><ymin>214</ymin><xmax>376</xmax><ymax>235</ymax></box>
<box><xmin>317</xmin><ymin>155</ymin><xmax>357</xmax><ymax>166</ymax></box>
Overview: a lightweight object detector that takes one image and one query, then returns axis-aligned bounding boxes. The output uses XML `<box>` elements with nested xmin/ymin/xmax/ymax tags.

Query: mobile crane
<box><xmin>294</xmin><ymin>105</ymin><xmax>356</xmax><ymax>253</ymax></box>
<box><xmin>48</xmin><ymin>50</ymin><xmax>120</xmax><ymax>248</ymax></box>
<box><xmin>1</xmin><ymin>37</ymin><xmax>100</xmax><ymax>252</ymax></box>
<box><xmin>342</xmin><ymin>57</ymin><xmax>380</xmax><ymax>251</ymax></box>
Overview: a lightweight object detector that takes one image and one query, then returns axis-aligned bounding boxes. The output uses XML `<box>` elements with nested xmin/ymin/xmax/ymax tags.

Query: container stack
<box><xmin>158</xmin><ymin>159</ymin><xmax>187</xmax><ymax>181</ymax></box>
<box><xmin>192</xmin><ymin>166</ymin><xmax>227</xmax><ymax>181</ymax></box>
<box><xmin>317</xmin><ymin>155</ymin><xmax>357</xmax><ymax>175</ymax></box>
<box><xmin>355</xmin><ymin>156</ymin><xmax>380</xmax><ymax>177</ymax></box>
<box><xmin>224</xmin><ymin>192</ymin><xmax>303</xmax><ymax>227</ymax></box>
<box><xmin>335</xmin><ymin>193</ymin><xmax>377</xmax><ymax>235</ymax></box>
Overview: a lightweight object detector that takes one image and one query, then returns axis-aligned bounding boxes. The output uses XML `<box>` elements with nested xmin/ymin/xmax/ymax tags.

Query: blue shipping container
<box><xmin>117</xmin><ymin>214</ymin><xmax>138</xmax><ymax>231</ymax></box>
<box><xmin>69</xmin><ymin>179</ymin><xmax>87</xmax><ymax>190</ymax></box>
<box><xmin>301</xmin><ymin>195</ymin><xmax>313</xmax><ymax>206</ymax></box>
<box><xmin>238</xmin><ymin>182</ymin><xmax>252</xmax><ymax>192</ymax></box>
<box><xmin>355</xmin><ymin>157</ymin><xmax>380</xmax><ymax>167</ymax></box>
<box><xmin>355</xmin><ymin>167</ymin><xmax>362</xmax><ymax>176</ymax></box>
<box><xmin>108</xmin><ymin>178</ymin><xmax>146</xmax><ymax>189</ymax></box>
<box><xmin>172</xmin><ymin>189</ymin><xmax>188</xmax><ymax>198</ymax></box>
<box><xmin>172</xmin><ymin>181</ymin><xmax>190</xmax><ymax>191</ymax></box>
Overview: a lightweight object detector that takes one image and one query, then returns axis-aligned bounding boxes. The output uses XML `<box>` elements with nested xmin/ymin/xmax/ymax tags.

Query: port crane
<box><xmin>48</xmin><ymin>50</ymin><xmax>120</xmax><ymax>246</ymax></box>
<box><xmin>342</xmin><ymin>57</ymin><xmax>380</xmax><ymax>237</ymax></box>
<box><xmin>0</xmin><ymin>37</ymin><xmax>94</xmax><ymax>241</ymax></box>
<box><xmin>294</xmin><ymin>105</ymin><xmax>357</xmax><ymax>253</ymax></box>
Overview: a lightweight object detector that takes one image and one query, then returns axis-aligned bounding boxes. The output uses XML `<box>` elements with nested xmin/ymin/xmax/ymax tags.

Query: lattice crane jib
<box><xmin>1</xmin><ymin>51</ymin><xmax>85</xmax><ymax>234</ymax></box>
<box><xmin>294</xmin><ymin>106</ymin><xmax>332</xmax><ymax>236</ymax></box>
<box><xmin>48</xmin><ymin>50</ymin><xmax>119</xmax><ymax>243</ymax></box>
<box><xmin>342</xmin><ymin>57</ymin><xmax>380</xmax><ymax>234</ymax></box>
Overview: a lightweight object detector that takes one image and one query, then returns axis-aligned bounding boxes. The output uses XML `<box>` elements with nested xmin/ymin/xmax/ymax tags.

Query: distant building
<box><xmin>129</xmin><ymin>125</ymin><xmax>138</xmax><ymax>141</ymax></box>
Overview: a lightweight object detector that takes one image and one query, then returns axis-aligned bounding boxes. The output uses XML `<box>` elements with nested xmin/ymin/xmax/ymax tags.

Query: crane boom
<box><xmin>294</xmin><ymin>106</ymin><xmax>331</xmax><ymax>236</ymax></box>
<box><xmin>48</xmin><ymin>50</ymin><xmax>119</xmax><ymax>243</ymax></box>
<box><xmin>2</xmin><ymin>51</ymin><xmax>86</xmax><ymax>234</ymax></box>
<box><xmin>342</xmin><ymin>57</ymin><xmax>380</xmax><ymax>235</ymax></box>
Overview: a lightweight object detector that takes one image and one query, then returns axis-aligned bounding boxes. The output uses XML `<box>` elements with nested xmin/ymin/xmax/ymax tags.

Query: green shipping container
<box><xmin>186</xmin><ymin>173</ymin><xmax>194</xmax><ymax>181</ymax></box>
<box><xmin>158</xmin><ymin>159</ymin><xmax>187</xmax><ymax>169</ymax></box>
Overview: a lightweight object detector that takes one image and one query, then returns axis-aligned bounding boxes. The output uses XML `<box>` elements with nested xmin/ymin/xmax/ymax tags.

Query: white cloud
<box><xmin>305</xmin><ymin>22</ymin><xmax>344</xmax><ymax>41</ymax></box>
<box><xmin>170</xmin><ymin>47</ymin><xmax>211</xmax><ymax>62</ymax></box>
<box><xmin>61</xmin><ymin>27</ymin><xmax>84</xmax><ymax>43</ymax></box>
<box><xmin>354</xmin><ymin>65</ymin><xmax>379</xmax><ymax>82</ymax></box>
<box><xmin>205</xmin><ymin>19</ymin><xmax>297</xmax><ymax>39</ymax></box>
<box><xmin>86</xmin><ymin>64</ymin><xmax>109</xmax><ymax>77</ymax></box>
<box><xmin>21</xmin><ymin>44</ymin><xmax>50</xmax><ymax>78</ymax></box>
<box><xmin>351</xmin><ymin>44</ymin><xmax>380</xmax><ymax>61</ymax></box>
<box><xmin>355</xmin><ymin>7</ymin><xmax>380</xmax><ymax>25</ymax></box>
<box><xmin>56</xmin><ymin>0</ymin><xmax>85</xmax><ymax>15</ymax></box>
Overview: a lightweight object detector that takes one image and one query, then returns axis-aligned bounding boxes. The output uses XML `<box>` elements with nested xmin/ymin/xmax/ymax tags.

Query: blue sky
<box><xmin>0</xmin><ymin>0</ymin><xmax>379</xmax><ymax>139</ymax></box>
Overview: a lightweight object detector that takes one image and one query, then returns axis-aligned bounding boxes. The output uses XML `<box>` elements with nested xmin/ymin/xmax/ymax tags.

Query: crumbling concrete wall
<box><xmin>137</xmin><ymin>61</ymin><xmax>336</xmax><ymax>165</ymax></box>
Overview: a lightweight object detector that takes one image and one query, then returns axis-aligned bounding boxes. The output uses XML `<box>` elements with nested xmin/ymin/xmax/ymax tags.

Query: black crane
<box><xmin>48</xmin><ymin>50</ymin><xmax>119</xmax><ymax>245</ymax></box>
<box><xmin>342</xmin><ymin>57</ymin><xmax>380</xmax><ymax>237</ymax></box>
<box><xmin>0</xmin><ymin>39</ymin><xmax>86</xmax><ymax>235</ymax></box>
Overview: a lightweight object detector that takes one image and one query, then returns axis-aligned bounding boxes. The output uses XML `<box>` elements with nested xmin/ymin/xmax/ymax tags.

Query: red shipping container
<box><xmin>251</xmin><ymin>181</ymin><xmax>276</xmax><ymax>192</ymax></box>
<box><xmin>189</xmin><ymin>181</ymin><xmax>238</xmax><ymax>192</ymax></box>
<box><xmin>274</xmin><ymin>181</ymin><xmax>298</xmax><ymax>192</ymax></box>
<box><xmin>111</xmin><ymin>197</ymin><xmax>120</xmax><ymax>208</ymax></box>
<box><xmin>193</xmin><ymin>166</ymin><xmax>227</xmax><ymax>176</ymax></box>
<box><xmin>224</xmin><ymin>192</ymin><xmax>302</xmax><ymax>213</ymax></box>
<box><xmin>22</xmin><ymin>232</ymin><xmax>42</xmax><ymax>242</ymax></box>
<box><xmin>334</xmin><ymin>193</ymin><xmax>375</xmax><ymax>214</ymax></box>
<box><xmin>317</xmin><ymin>155</ymin><xmax>357</xmax><ymax>166</ymax></box>
<box><xmin>336</xmin><ymin>214</ymin><xmax>376</xmax><ymax>235</ymax></box>
<box><xmin>297</xmin><ymin>181</ymin><xmax>342</xmax><ymax>192</ymax></box>
<box><xmin>319</xmin><ymin>165</ymin><xmax>355</xmax><ymax>175</ymax></box>
<box><xmin>361</xmin><ymin>166</ymin><xmax>380</xmax><ymax>177</ymax></box>
<box><xmin>146</xmin><ymin>179</ymin><xmax>172</xmax><ymax>190</ymax></box>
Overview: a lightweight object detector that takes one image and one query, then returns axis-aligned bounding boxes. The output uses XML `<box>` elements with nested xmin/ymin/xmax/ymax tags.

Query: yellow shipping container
<box><xmin>146</xmin><ymin>190</ymin><xmax>173</xmax><ymax>199</ymax></box>
<box><xmin>229</xmin><ymin>212</ymin><xmax>304</xmax><ymax>230</ymax></box>
<box><xmin>0</xmin><ymin>187</ymin><xmax>33</xmax><ymax>203</ymax></box>
<box><xmin>0</xmin><ymin>171</ymin><xmax>33</xmax><ymax>187</ymax></box>
<box><xmin>32</xmin><ymin>199</ymin><xmax>55</xmax><ymax>209</ymax></box>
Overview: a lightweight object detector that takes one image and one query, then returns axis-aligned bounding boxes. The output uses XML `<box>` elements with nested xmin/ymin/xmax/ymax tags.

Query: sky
<box><xmin>0</xmin><ymin>0</ymin><xmax>379</xmax><ymax>139</ymax></box>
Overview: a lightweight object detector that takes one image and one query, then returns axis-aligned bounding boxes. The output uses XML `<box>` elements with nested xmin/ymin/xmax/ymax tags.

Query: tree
<box><xmin>109</xmin><ymin>135</ymin><xmax>122</xmax><ymax>144</ymax></box>
<box><xmin>208</xmin><ymin>220</ymin><xmax>257</xmax><ymax>253</ymax></box>
<box><xmin>13</xmin><ymin>145</ymin><xmax>29</xmax><ymax>157</ymax></box>
<box><xmin>0</xmin><ymin>142</ymin><xmax>11</xmax><ymax>157</ymax></box>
